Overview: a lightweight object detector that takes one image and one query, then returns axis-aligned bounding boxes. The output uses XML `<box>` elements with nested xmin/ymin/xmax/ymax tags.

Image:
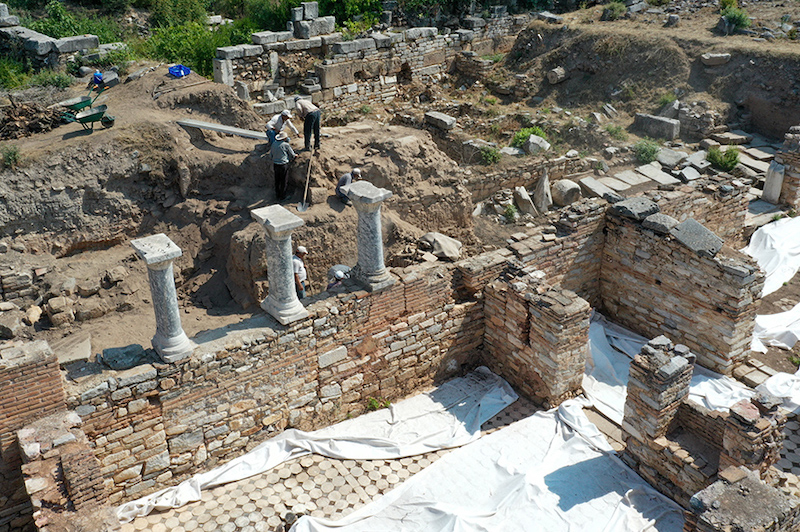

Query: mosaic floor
<box><xmin>121</xmin><ymin>398</ymin><xmax>540</xmax><ymax>532</ymax></box>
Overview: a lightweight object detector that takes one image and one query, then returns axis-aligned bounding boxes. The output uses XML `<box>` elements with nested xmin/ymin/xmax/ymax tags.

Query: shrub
<box><xmin>605</xmin><ymin>124</ymin><xmax>628</xmax><ymax>141</ymax></box>
<box><xmin>28</xmin><ymin>70</ymin><xmax>73</xmax><ymax>89</ymax></box>
<box><xmin>603</xmin><ymin>1</ymin><xmax>626</xmax><ymax>20</ymax></box>
<box><xmin>706</xmin><ymin>146</ymin><xmax>740</xmax><ymax>171</ymax></box>
<box><xmin>480</xmin><ymin>146</ymin><xmax>501</xmax><ymax>165</ymax></box>
<box><xmin>23</xmin><ymin>0</ymin><xmax>126</xmax><ymax>42</ymax></box>
<box><xmin>634</xmin><ymin>138</ymin><xmax>660</xmax><ymax>163</ymax></box>
<box><xmin>658</xmin><ymin>92</ymin><xmax>677</xmax><ymax>107</ymax></box>
<box><xmin>1</xmin><ymin>145</ymin><xmax>20</xmax><ymax>169</ymax></box>
<box><xmin>150</xmin><ymin>0</ymin><xmax>209</xmax><ymax>27</ymax></box>
<box><xmin>719</xmin><ymin>0</ymin><xmax>737</xmax><ymax>11</ymax></box>
<box><xmin>721</xmin><ymin>6</ymin><xmax>751</xmax><ymax>29</ymax></box>
<box><xmin>511</xmin><ymin>126</ymin><xmax>547</xmax><ymax>148</ymax></box>
<box><xmin>483</xmin><ymin>96</ymin><xmax>497</xmax><ymax>105</ymax></box>
<box><xmin>359</xmin><ymin>104</ymin><xmax>371</xmax><ymax>114</ymax></box>
<box><xmin>503</xmin><ymin>204</ymin><xmax>518</xmax><ymax>222</ymax></box>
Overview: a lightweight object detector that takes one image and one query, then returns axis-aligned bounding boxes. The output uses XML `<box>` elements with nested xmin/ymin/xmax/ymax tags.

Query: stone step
<box><xmin>578</xmin><ymin>176</ymin><xmax>617</xmax><ymax>199</ymax></box>
<box><xmin>614</xmin><ymin>169</ymin><xmax>651</xmax><ymax>186</ymax></box>
<box><xmin>635</xmin><ymin>162</ymin><xmax>680</xmax><ymax>185</ymax></box>
<box><xmin>597</xmin><ymin>176</ymin><xmax>631</xmax><ymax>192</ymax></box>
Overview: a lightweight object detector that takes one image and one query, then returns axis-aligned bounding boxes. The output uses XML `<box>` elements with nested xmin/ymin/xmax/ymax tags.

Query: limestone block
<box><xmin>500</xmin><ymin>147</ymin><xmax>525</xmax><ymax>157</ymax></box>
<box><xmin>313</xmin><ymin>16</ymin><xmax>335</xmax><ymax>35</ymax></box>
<box><xmin>659</xmin><ymin>99</ymin><xmax>680</xmax><ymax>119</ymax></box>
<box><xmin>285</xmin><ymin>37</ymin><xmax>322</xmax><ymax>51</ymax></box>
<box><xmin>274</xmin><ymin>31</ymin><xmax>294</xmax><ymax>42</ymax></box>
<box><xmin>291</xmin><ymin>6</ymin><xmax>304</xmax><ymax>21</ymax></box>
<box><xmin>424</xmin><ymin>111</ymin><xmax>457</xmax><ymax>130</ymax></box>
<box><xmin>523</xmin><ymin>134</ymin><xmax>551</xmax><ymax>155</ymax></box>
<box><xmin>321</xmin><ymin>32</ymin><xmax>342</xmax><ymax>45</ymax></box>
<box><xmin>455</xmin><ymin>29</ymin><xmax>474</xmax><ymax>41</ymax></box>
<box><xmin>670</xmin><ymin>218</ymin><xmax>723</xmax><ymax>258</ymax></box>
<box><xmin>302</xmin><ymin>1</ymin><xmax>318</xmax><ymax>20</ymax></box>
<box><xmin>372</xmin><ymin>33</ymin><xmax>391</xmax><ymax>48</ymax></box>
<box><xmin>213</xmin><ymin>58</ymin><xmax>233</xmax><ymax>86</ymax></box>
<box><xmin>252</xmin><ymin>31</ymin><xmax>278</xmax><ymax>45</ymax></box>
<box><xmin>0</xmin><ymin>15</ymin><xmax>18</xmax><ymax>27</ymax></box>
<box><xmin>610</xmin><ymin>197</ymin><xmax>660</xmax><ymax>221</ymax></box>
<box><xmin>642</xmin><ymin>213</ymin><xmax>679</xmax><ymax>234</ymax></box>
<box><xmin>253</xmin><ymin>100</ymin><xmax>286</xmax><ymax>116</ymax></box>
<box><xmin>701</xmin><ymin>52</ymin><xmax>731</xmax><ymax>66</ymax></box>
<box><xmin>169</xmin><ymin>429</ymin><xmax>204</xmax><ymax>453</ymax></box>
<box><xmin>461</xmin><ymin>16</ymin><xmax>486</xmax><ymax>29</ymax></box>
<box><xmin>679</xmin><ymin>166</ymin><xmax>701</xmax><ymax>182</ymax></box>
<box><xmin>0</xmin><ymin>310</ymin><xmax>24</xmax><ymax>339</ymax></box>
<box><xmin>534</xmin><ymin>172</ymin><xmax>553</xmax><ymax>213</ymax></box>
<box><xmin>54</xmin><ymin>34</ymin><xmax>98</xmax><ymax>53</ymax></box>
<box><xmin>24</xmin><ymin>34</ymin><xmax>56</xmax><ymax>55</ymax></box>
<box><xmin>551</xmin><ymin>180</ymin><xmax>582</xmax><ymax>206</ymax></box>
<box><xmin>547</xmin><ymin>66</ymin><xmax>568</xmax><ymax>84</ymax></box>
<box><xmin>404</xmin><ymin>27</ymin><xmax>437</xmax><ymax>40</ymax></box>
<box><xmin>235</xmin><ymin>80</ymin><xmax>249</xmax><ymax>100</ymax></box>
<box><xmin>0</xmin><ymin>4</ymin><xmax>9</xmax><ymax>17</ymax></box>
<box><xmin>634</xmin><ymin>113</ymin><xmax>680</xmax><ymax>140</ymax></box>
<box><xmin>240</xmin><ymin>44</ymin><xmax>262</xmax><ymax>57</ymax></box>
<box><xmin>762</xmin><ymin>161</ymin><xmax>785</xmax><ymax>204</ymax></box>
<box><xmin>657</xmin><ymin>147</ymin><xmax>688</xmax><ymax>168</ymax></box>
<box><xmin>216</xmin><ymin>45</ymin><xmax>243</xmax><ymax>59</ymax></box>
<box><xmin>513</xmin><ymin>186</ymin><xmax>538</xmax><ymax>215</ymax></box>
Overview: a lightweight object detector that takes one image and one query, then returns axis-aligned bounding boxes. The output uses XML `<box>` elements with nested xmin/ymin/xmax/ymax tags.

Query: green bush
<box><xmin>658</xmin><ymin>92</ymin><xmax>677</xmax><ymax>107</ymax></box>
<box><xmin>1</xmin><ymin>145</ymin><xmax>20</xmax><ymax>169</ymax></box>
<box><xmin>28</xmin><ymin>69</ymin><xmax>73</xmax><ymax>88</ymax></box>
<box><xmin>140</xmin><ymin>19</ymin><xmax>254</xmax><ymax>77</ymax></box>
<box><xmin>511</xmin><ymin>126</ymin><xmax>547</xmax><ymax>148</ymax></box>
<box><xmin>480</xmin><ymin>146</ymin><xmax>501</xmax><ymax>165</ymax></box>
<box><xmin>245</xmin><ymin>0</ymin><xmax>301</xmax><ymax>31</ymax></box>
<box><xmin>722</xmin><ymin>6</ymin><xmax>751</xmax><ymax>29</ymax></box>
<box><xmin>150</xmin><ymin>0</ymin><xmax>209</xmax><ymax>27</ymax></box>
<box><xmin>719</xmin><ymin>0</ymin><xmax>737</xmax><ymax>11</ymax></box>
<box><xmin>706</xmin><ymin>146</ymin><xmax>740</xmax><ymax>171</ymax></box>
<box><xmin>503</xmin><ymin>204</ymin><xmax>518</xmax><ymax>222</ymax></box>
<box><xmin>320</xmin><ymin>0</ymin><xmax>381</xmax><ymax>27</ymax></box>
<box><xmin>603</xmin><ymin>1</ymin><xmax>626</xmax><ymax>20</ymax></box>
<box><xmin>634</xmin><ymin>138</ymin><xmax>660</xmax><ymax>163</ymax></box>
<box><xmin>605</xmin><ymin>124</ymin><xmax>628</xmax><ymax>141</ymax></box>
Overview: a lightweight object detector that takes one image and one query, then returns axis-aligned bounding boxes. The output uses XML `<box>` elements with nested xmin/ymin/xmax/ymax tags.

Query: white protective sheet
<box><xmin>751</xmin><ymin>302</ymin><xmax>800</xmax><ymax>353</ymax></box>
<box><xmin>117</xmin><ymin>367</ymin><xmax>517</xmax><ymax>523</ymax></box>
<box><xmin>582</xmin><ymin>316</ymin><xmax>754</xmax><ymax>424</ymax></box>
<box><xmin>758</xmin><ymin>372</ymin><xmax>800</xmax><ymax>413</ymax></box>
<box><xmin>291</xmin><ymin>399</ymin><xmax>685</xmax><ymax>532</ymax></box>
<box><xmin>743</xmin><ymin>216</ymin><xmax>800</xmax><ymax>297</ymax></box>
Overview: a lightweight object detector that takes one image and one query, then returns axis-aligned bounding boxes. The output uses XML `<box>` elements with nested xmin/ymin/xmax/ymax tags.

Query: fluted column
<box><xmin>131</xmin><ymin>234</ymin><xmax>194</xmax><ymax>363</ymax></box>
<box><xmin>251</xmin><ymin>205</ymin><xmax>309</xmax><ymax>325</ymax></box>
<box><xmin>348</xmin><ymin>181</ymin><xmax>395</xmax><ymax>292</ymax></box>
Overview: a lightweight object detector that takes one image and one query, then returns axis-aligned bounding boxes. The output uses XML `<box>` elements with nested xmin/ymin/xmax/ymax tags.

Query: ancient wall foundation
<box><xmin>774</xmin><ymin>126</ymin><xmax>800</xmax><ymax>209</ymax></box>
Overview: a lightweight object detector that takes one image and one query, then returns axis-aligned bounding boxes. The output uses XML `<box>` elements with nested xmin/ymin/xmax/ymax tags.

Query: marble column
<box><xmin>348</xmin><ymin>181</ymin><xmax>395</xmax><ymax>292</ymax></box>
<box><xmin>251</xmin><ymin>205</ymin><xmax>309</xmax><ymax>325</ymax></box>
<box><xmin>131</xmin><ymin>234</ymin><xmax>194</xmax><ymax>363</ymax></box>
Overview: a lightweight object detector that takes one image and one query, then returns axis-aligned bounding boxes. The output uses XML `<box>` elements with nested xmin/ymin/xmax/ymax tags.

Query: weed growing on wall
<box><xmin>511</xmin><ymin>126</ymin><xmax>547</xmax><ymax>148</ymax></box>
<box><xmin>480</xmin><ymin>146</ymin><xmax>501</xmax><ymax>165</ymax></box>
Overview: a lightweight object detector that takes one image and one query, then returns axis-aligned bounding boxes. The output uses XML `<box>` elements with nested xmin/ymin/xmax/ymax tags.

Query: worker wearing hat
<box><xmin>294</xmin><ymin>96</ymin><xmax>321</xmax><ymax>152</ymax></box>
<box><xmin>270</xmin><ymin>131</ymin><xmax>296</xmax><ymax>202</ymax></box>
<box><xmin>336</xmin><ymin>167</ymin><xmax>361</xmax><ymax>205</ymax></box>
<box><xmin>293</xmin><ymin>246</ymin><xmax>308</xmax><ymax>299</ymax></box>
<box><xmin>266</xmin><ymin>109</ymin><xmax>299</xmax><ymax>145</ymax></box>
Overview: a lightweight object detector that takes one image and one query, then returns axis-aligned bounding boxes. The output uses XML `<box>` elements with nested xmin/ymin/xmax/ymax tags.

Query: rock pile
<box><xmin>1</xmin><ymin>100</ymin><xmax>66</xmax><ymax>140</ymax></box>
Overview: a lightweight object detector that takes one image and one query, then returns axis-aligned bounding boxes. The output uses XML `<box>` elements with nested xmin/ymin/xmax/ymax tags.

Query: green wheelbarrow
<box><xmin>65</xmin><ymin>105</ymin><xmax>115</xmax><ymax>131</ymax></box>
<box><xmin>56</xmin><ymin>87</ymin><xmax>105</xmax><ymax>118</ymax></box>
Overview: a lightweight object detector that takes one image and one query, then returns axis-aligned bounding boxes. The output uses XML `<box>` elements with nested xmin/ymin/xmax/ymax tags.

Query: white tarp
<box><xmin>117</xmin><ymin>367</ymin><xmax>517</xmax><ymax>523</ymax></box>
<box><xmin>758</xmin><ymin>372</ymin><xmax>800</xmax><ymax>413</ymax></box>
<box><xmin>744</xmin><ymin>216</ymin><xmax>800</xmax><ymax>297</ymax></box>
<box><xmin>291</xmin><ymin>399</ymin><xmax>685</xmax><ymax>532</ymax></box>
<box><xmin>751</xmin><ymin>302</ymin><xmax>800</xmax><ymax>353</ymax></box>
<box><xmin>583</xmin><ymin>315</ymin><xmax>754</xmax><ymax>424</ymax></box>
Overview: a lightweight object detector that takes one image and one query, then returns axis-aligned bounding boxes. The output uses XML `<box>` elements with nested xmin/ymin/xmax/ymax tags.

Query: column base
<box><xmin>152</xmin><ymin>331</ymin><xmax>195</xmax><ymax>363</ymax></box>
<box><xmin>352</xmin><ymin>265</ymin><xmax>396</xmax><ymax>292</ymax></box>
<box><xmin>261</xmin><ymin>296</ymin><xmax>309</xmax><ymax>325</ymax></box>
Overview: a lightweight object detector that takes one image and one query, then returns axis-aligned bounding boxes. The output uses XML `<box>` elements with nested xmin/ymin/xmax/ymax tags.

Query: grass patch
<box><xmin>366</xmin><ymin>397</ymin><xmax>391</xmax><ymax>411</ymax></box>
<box><xmin>634</xmin><ymin>138</ymin><xmax>660</xmax><ymax>163</ymax></box>
<box><xmin>1</xmin><ymin>145</ymin><xmax>20</xmax><ymax>169</ymax></box>
<box><xmin>789</xmin><ymin>355</ymin><xmax>800</xmax><ymax>367</ymax></box>
<box><xmin>28</xmin><ymin>69</ymin><xmax>73</xmax><ymax>88</ymax></box>
<box><xmin>359</xmin><ymin>104</ymin><xmax>371</xmax><ymax>114</ymax></box>
<box><xmin>605</xmin><ymin>124</ymin><xmax>628</xmax><ymax>141</ymax></box>
<box><xmin>483</xmin><ymin>96</ymin><xmax>497</xmax><ymax>105</ymax></box>
<box><xmin>706</xmin><ymin>146</ymin><xmax>740</xmax><ymax>171</ymax></box>
<box><xmin>511</xmin><ymin>126</ymin><xmax>547</xmax><ymax>148</ymax></box>
<box><xmin>720</xmin><ymin>0</ymin><xmax>737</xmax><ymax>11</ymax></box>
<box><xmin>482</xmin><ymin>53</ymin><xmax>505</xmax><ymax>63</ymax></box>
<box><xmin>658</xmin><ymin>92</ymin><xmax>677</xmax><ymax>107</ymax></box>
<box><xmin>0</xmin><ymin>57</ymin><xmax>28</xmax><ymax>90</ymax></box>
<box><xmin>602</xmin><ymin>1</ymin><xmax>626</xmax><ymax>21</ymax></box>
<box><xmin>22</xmin><ymin>0</ymin><xmax>127</xmax><ymax>42</ymax></box>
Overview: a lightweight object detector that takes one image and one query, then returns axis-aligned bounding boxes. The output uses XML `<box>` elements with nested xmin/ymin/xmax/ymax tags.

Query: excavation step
<box><xmin>176</xmin><ymin>119</ymin><xmax>269</xmax><ymax>141</ymax></box>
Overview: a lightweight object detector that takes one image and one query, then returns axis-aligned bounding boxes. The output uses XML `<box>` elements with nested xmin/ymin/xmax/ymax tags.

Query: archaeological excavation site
<box><xmin>4</xmin><ymin>0</ymin><xmax>800</xmax><ymax>530</ymax></box>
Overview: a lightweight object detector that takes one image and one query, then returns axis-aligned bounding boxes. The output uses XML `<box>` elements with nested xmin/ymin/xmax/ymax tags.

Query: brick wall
<box><xmin>483</xmin><ymin>273</ymin><xmax>590</xmax><ymax>407</ymax></box>
<box><xmin>0</xmin><ymin>340</ymin><xmax>66</xmax><ymax>532</ymax></box>
<box><xmin>600</xmin><ymin>210</ymin><xmax>763</xmax><ymax>375</ymax></box>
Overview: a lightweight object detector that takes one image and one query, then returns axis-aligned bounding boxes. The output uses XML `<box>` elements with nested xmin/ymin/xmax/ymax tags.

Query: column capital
<box><xmin>131</xmin><ymin>233</ymin><xmax>182</xmax><ymax>265</ymax></box>
<box><xmin>348</xmin><ymin>181</ymin><xmax>392</xmax><ymax>212</ymax></box>
<box><xmin>251</xmin><ymin>205</ymin><xmax>304</xmax><ymax>240</ymax></box>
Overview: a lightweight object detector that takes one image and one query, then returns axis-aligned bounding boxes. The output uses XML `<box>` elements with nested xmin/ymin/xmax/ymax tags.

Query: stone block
<box><xmin>762</xmin><ymin>161</ymin><xmax>785</xmax><ymax>204</ymax></box>
<box><xmin>274</xmin><ymin>31</ymin><xmax>294</xmax><ymax>42</ymax></box>
<box><xmin>116</xmin><ymin>364</ymin><xmax>157</xmax><ymax>387</ymax></box>
<box><xmin>252</xmin><ymin>31</ymin><xmax>278</xmax><ymax>45</ymax></box>
<box><xmin>701</xmin><ymin>52</ymin><xmax>731</xmax><ymax>66</ymax></box>
<box><xmin>513</xmin><ymin>186</ymin><xmax>538</xmax><ymax>216</ymax></box>
<box><xmin>291</xmin><ymin>6</ymin><xmax>304</xmax><ymax>21</ymax></box>
<box><xmin>404</xmin><ymin>27</ymin><xmax>437</xmax><ymax>40</ymax></box>
<box><xmin>461</xmin><ymin>16</ymin><xmax>486</xmax><ymax>29</ymax></box>
<box><xmin>642</xmin><ymin>213</ymin><xmax>678</xmax><ymax>234</ymax></box>
<box><xmin>424</xmin><ymin>111</ymin><xmax>456</xmax><ymax>130</ymax></box>
<box><xmin>610</xmin><ymin>197</ymin><xmax>660</xmax><ymax>220</ymax></box>
<box><xmin>213</xmin><ymin>58</ymin><xmax>233</xmax><ymax>86</ymax></box>
<box><xmin>24</xmin><ymin>34</ymin><xmax>55</xmax><ymax>55</ymax></box>
<box><xmin>285</xmin><ymin>37</ymin><xmax>322</xmax><ymax>51</ymax></box>
<box><xmin>372</xmin><ymin>33</ymin><xmax>391</xmax><ymax>48</ymax></box>
<box><xmin>54</xmin><ymin>34</ymin><xmax>99</xmax><ymax>53</ymax></box>
<box><xmin>100</xmin><ymin>344</ymin><xmax>148</xmax><ymax>370</ymax></box>
<box><xmin>524</xmin><ymin>134</ymin><xmax>550</xmax><ymax>154</ymax></box>
<box><xmin>313</xmin><ymin>16</ymin><xmax>335</xmax><ymax>35</ymax></box>
<box><xmin>455</xmin><ymin>29</ymin><xmax>474</xmax><ymax>41</ymax></box>
<box><xmin>0</xmin><ymin>15</ymin><xmax>18</xmax><ymax>27</ymax></box>
<box><xmin>0</xmin><ymin>4</ymin><xmax>9</xmax><ymax>17</ymax></box>
<box><xmin>679</xmin><ymin>166</ymin><xmax>701</xmax><ymax>182</ymax></box>
<box><xmin>551</xmin><ymin>179</ymin><xmax>582</xmax><ymax>206</ymax></box>
<box><xmin>253</xmin><ymin>100</ymin><xmax>286</xmax><ymax>116</ymax></box>
<box><xmin>321</xmin><ymin>32</ymin><xmax>342</xmax><ymax>45</ymax></box>
<box><xmin>216</xmin><ymin>45</ymin><xmax>243</xmax><ymax>59</ymax></box>
<box><xmin>669</xmin><ymin>218</ymin><xmax>723</xmax><ymax>258</ymax></box>
<box><xmin>302</xmin><ymin>1</ymin><xmax>318</xmax><ymax>19</ymax></box>
<box><xmin>240</xmin><ymin>44</ymin><xmax>263</xmax><ymax>57</ymax></box>
<box><xmin>729</xmin><ymin>399</ymin><xmax>760</xmax><ymax>424</ymax></box>
<box><xmin>634</xmin><ymin>113</ymin><xmax>680</xmax><ymax>140</ymax></box>
<box><xmin>656</xmin><ymin>147</ymin><xmax>688</xmax><ymax>168</ymax></box>
<box><xmin>169</xmin><ymin>429</ymin><xmax>203</xmax><ymax>453</ymax></box>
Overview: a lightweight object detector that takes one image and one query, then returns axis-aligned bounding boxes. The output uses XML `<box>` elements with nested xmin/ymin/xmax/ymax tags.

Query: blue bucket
<box><xmin>169</xmin><ymin>64</ymin><xmax>191</xmax><ymax>78</ymax></box>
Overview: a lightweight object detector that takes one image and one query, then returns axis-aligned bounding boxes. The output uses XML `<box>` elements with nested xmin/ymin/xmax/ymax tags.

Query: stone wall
<box><xmin>0</xmin><ymin>340</ymin><xmax>65</xmax><ymax>532</ymax></box>
<box><xmin>0</xmin><ymin>4</ymin><xmax>99</xmax><ymax>70</ymax></box>
<box><xmin>464</xmin><ymin>154</ymin><xmax>588</xmax><ymax>201</ymax></box>
<box><xmin>775</xmin><ymin>126</ymin><xmax>800</xmax><ymax>209</ymax></box>
<box><xmin>213</xmin><ymin>5</ymin><xmax>529</xmax><ymax>115</ymax></box>
<box><xmin>483</xmin><ymin>271</ymin><xmax>590</xmax><ymax>407</ymax></box>
<box><xmin>600</xmin><ymin>198</ymin><xmax>763</xmax><ymax>375</ymax></box>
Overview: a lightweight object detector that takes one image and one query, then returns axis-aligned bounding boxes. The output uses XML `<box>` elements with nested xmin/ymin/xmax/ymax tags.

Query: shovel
<box><xmin>297</xmin><ymin>150</ymin><xmax>313</xmax><ymax>212</ymax></box>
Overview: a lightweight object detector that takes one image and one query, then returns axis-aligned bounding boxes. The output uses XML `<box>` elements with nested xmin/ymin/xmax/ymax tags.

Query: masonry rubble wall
<box><xmin>464</xmin><ymin>154</ymin><xmax>588</xmax><ymax>201</ymax></box>
<box><xmin>0</xmin><ymin>340</ymin><xmax>66</xmax><ymax>532</ymax></box>
<box><xmin>482</xmin><ymin>271</ymin><xmax>590</xmax><ymax>407</ymax></box>
<box><xmin>601</xmin><ymin>203</ymin><xmax>763</xmax><ymax>375</ymax></box>
<box><xmin>775</xmin><ymin>126</ymin><xmax>800</xmax><ymax>209</ymax></box>
<box><xmin>215</xmin><ymin>8</ymin><xmax>529</xmax><ymax>114</ymax></box>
